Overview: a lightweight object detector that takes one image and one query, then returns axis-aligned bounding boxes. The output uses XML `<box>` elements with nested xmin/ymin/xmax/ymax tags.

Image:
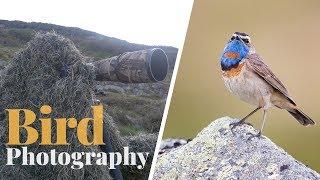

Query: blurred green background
<box><xmin>164</xmin><ymin>0</ymin><xmax>320</xmax><ymax>171</ymax></box>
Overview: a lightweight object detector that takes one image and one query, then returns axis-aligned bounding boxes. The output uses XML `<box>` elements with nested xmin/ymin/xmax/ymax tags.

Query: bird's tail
<box><xmin>287</xmin><ymin>108</ymin><xmax>315</xmax><ymax>126</ymax></box>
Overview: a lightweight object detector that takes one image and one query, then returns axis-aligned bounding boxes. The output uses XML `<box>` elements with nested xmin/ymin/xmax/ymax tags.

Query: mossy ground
<box><xmin>98</xmin><ymin>92</ymin><xmax>165</xmax><ymax>134</ymax></box>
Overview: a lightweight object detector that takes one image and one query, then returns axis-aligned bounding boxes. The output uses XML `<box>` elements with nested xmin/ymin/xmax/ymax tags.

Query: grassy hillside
<box><xmin>0</xmin><ymin>19</ymin><xmax>177</xmax><ymax>137</ymax></box>
<box><xmin>0</xmin><ymin>19</ymin><xmax>178</xmax><ymax>68</ymax></box>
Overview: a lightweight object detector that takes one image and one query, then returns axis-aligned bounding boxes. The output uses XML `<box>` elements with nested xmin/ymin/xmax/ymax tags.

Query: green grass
<box><xmin>0</xmin><ymin>27</ymin><xmax>34</xmax><ymax>60</ymax></box>
<box><xmin>0</xmin><ymin>44</ymin><xmax>21</xmax><ymax>60</ymax></box>
<box><xmin>98</xmin><ymin>91</ymin><xmax>164</xmax><ymax>134</ymax></box>
<box><xmin>79</xmin><ymin>46</ymin><xmax>114</xmax><ymax>60</ymax></box>
<box><xmin>119</xmin><ymin>124</ymin><xmax>140</xmax><ymax>136</ymax></box>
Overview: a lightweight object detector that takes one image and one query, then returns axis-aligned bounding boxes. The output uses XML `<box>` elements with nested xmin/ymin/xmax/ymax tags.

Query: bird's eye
<box><xmin>230</xmin><ymin>36</ymin><xmax>235</xmax><ymax>40</ymax></box>
<box><xmin>242</xmin><ymin>38</ymin><xmax>249</xmax><ymax>43</ymax></box>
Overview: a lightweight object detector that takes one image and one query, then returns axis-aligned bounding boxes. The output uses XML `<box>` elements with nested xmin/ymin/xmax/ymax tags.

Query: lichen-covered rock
<box><xmin>153</xmin><ymin>117</ymin><xmax>320</xmax><ymax>180</ymax></box>
<box><xmin>159</xmin><ymin>138</ymin><xmax>189</xmax><ymax>154</ymax></box>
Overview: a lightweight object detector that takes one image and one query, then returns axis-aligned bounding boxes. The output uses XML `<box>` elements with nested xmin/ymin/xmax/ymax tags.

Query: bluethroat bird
<box><xmin>220</xmin><ymin>32</ymin><xmax>315</xmax><ymax>137</ymax></box>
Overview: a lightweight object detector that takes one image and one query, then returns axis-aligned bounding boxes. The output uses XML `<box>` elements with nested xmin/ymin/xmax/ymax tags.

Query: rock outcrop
<box><xmin>154</xmin><ymin>117</ymin><xmax>320</xmax><ymax>179</ymax></box>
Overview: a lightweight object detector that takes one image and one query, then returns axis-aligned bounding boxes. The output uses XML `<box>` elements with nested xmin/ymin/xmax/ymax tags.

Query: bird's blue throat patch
<box><xmin>220</xmin><ymin>40</ymin><xmax>249</xmax><ymax>71</ymax></box>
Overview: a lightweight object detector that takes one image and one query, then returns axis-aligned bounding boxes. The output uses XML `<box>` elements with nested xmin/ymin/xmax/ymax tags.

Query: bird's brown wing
<box><xmin>245</xmin><ymin>53</ymin><xmax>296</xmax><ymax>105</ymax></box>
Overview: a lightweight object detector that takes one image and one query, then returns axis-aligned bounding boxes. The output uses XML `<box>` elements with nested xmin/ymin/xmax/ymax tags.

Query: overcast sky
<box><xmin>0</xmin><ymin>0</ymin><xmax>193</xmax><ymax>47</ymax></box>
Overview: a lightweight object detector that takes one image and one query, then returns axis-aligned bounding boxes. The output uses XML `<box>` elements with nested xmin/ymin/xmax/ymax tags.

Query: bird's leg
<box><xmin>230</xmin><ymin>107</ymin><xmax>261</xmax><ymax>132</ymax></box>
<box><xmin>248</xmin><ymin>109</ymin><xmax>267</xmax><ymax>140</ymax></box>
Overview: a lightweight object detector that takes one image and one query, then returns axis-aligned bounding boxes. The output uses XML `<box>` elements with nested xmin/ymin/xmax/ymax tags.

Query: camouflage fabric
<box><xmin>93</xmin><ymin>49</ymin><xmax>167</xmax><ymax>83</ymax></box>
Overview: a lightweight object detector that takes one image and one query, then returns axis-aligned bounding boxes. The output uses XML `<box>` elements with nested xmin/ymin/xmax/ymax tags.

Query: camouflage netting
<box><xmin>0</xmin><ymin>32</ymin><xmax>156</xmax><ymax>179</ymax></box>
<box><xmin>123</xmin><ymin>133</ymin><xmax>157</xmax><ymax>179</ymax></box>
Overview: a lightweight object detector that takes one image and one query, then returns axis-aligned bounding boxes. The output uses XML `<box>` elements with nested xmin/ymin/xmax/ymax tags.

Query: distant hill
<box><xmin>0</xmin><ymin>19</ymin><xmax>178</xmax><ymax>69</ymax></box>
